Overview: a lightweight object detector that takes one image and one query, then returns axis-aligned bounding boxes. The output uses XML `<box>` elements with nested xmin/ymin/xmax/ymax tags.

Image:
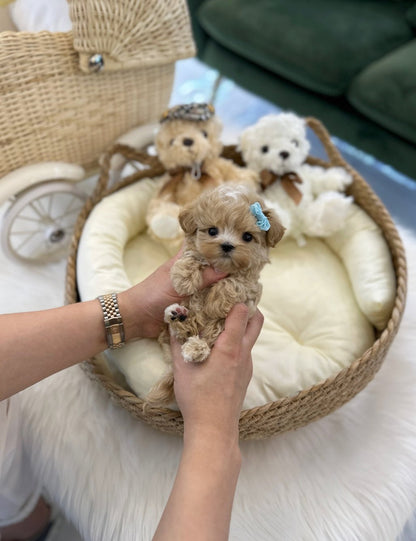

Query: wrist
<box><xmin>97</xmin><ymin>293</ymin><xmax>126</xmax><ymax>349</ymax></box>
<box><xmin>116</xmin><ymin>289</ymin><xmax>142</xmax><ymax>341</ymax></box>
<box><xmin>183</xmin><ymin>428</ymin><xmax>242</xmax><ymax>481</ymax></box>
<box><xmin>183</xmin><ymin>422</ymin><xmax>241</xmax><ymax>457</ymax></box>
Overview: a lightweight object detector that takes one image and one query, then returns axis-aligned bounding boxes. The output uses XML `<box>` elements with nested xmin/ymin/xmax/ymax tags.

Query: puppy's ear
<box><xmin>264</xmin><ymin>208</ymin><xmax>285</xmax><ymax>247</ymax></box>
<box><xmin>179</xmin><ymin>203</ymin><xmax>197</xmax><ymax>235</ymax></box>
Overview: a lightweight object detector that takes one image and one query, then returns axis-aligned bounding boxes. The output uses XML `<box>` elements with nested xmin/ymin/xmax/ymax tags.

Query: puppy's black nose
<box><xmin>183</xmin><ymin>138</ymin><xmax>194</xmax><ymax>147</ymax></box>
<box><xmin>280</xmin><ymin>151</ymin><xmax>290</xmax><ymax>159</ymax></box>
<box><xmin>221</xmin><ymin>243</ymin><xmax>235</xmax><ymax>254</ymax></box>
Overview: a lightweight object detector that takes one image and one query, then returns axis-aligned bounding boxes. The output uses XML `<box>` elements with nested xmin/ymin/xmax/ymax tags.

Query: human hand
<box><xmin>118</xmin><ymin>252</ymin><xmax>226</xmax><ymax>340</ymax></box>
<box><xmin>171</xmin><ymin>304</ymin><xmax>264</xmax><ymax>443</ymax></box>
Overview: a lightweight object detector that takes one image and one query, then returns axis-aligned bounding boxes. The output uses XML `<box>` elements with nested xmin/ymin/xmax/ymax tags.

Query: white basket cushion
<box><xmin>324</xmin><ymin>204</ymin><xmax>396</xmax><ymax>330</ymax></box>
<box><xmin>77</xmin><ymin>180</ymin><xmax>396</xmax><ymax>409</ymax></box>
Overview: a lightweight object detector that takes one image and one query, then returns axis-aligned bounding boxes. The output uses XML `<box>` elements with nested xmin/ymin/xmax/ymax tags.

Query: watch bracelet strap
<box><xmin>97</xmin><ymin>293</ymin><xmax>125</xmax><ymax>349</ymax></box>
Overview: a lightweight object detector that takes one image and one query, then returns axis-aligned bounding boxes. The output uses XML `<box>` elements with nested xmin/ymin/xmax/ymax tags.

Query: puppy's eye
<box><xmin>202</xmin><ymin>130</ymin><xmax>208</xmax><ymax>138</ymax></box>
<box><xmin>291</xmin><ymin>139</ymin><xmax>299</xmax><ymax>147</ymax></box>
<box><xmin>261</xmin><ymin>145</ymin><xmax>269</xmax><ymax>153</ymax></box>
<box><xmin>169</xmin><ymin>138</ymin><xmax>175</xmax><ymax>146</ymax></box>
<box><xmin>208</xmin><ymin>227</ymin><xmax>218</xmax><ymax>236</ymax></box>
<box><xmin>242</xmin><ymin>232</ymin><xmax>253</xmax><ymax>242</ymax></box>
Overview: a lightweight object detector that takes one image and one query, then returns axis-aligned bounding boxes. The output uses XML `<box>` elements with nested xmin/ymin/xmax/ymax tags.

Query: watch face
<box><xmin>160</xmin><ymin>102</ymin><xmax>215</xmax><ymax>124</ymax></box>
<box><xmin>109</xmin><ymin>324</ymin><xmax>123</xmax><ymax>347</ymax></box>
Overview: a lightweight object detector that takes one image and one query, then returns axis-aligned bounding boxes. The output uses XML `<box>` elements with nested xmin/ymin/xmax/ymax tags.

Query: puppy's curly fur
<box><xmin>145</xmin><ymin>185</ymin><xmax>285</xmax><ymax>407</ymax></box>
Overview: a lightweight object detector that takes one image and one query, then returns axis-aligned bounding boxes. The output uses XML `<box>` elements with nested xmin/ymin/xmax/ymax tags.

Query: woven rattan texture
<box><xmin>65</xmin><ymin>119</ymin><xmax>407</xmax><ymax>439</ymax></box>
<box><xmin>0</xmin><ymin>30</ymin><xmax>174</xmax><ymax>178</ymax></box>
<box><xmin>68</xmin><ymin>0</ymin><xmax>196</xmax><ymax>72</ymax></box>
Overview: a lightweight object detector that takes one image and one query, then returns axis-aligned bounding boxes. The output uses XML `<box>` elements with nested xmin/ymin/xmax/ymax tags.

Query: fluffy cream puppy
<box><xmin>145</xmin><ymin>184</ymin><xmax>285</xmax><ymax>406</ymax></box>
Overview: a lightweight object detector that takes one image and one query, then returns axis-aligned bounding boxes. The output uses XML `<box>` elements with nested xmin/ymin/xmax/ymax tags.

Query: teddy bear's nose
<box><xmin>183</xmin><ymin>137</ymin><xmax>194</xmax><ymax>147</ymax></box>
<box><xmin>221</xmin><ymin>243</ymin><xmax>235</xmax><ymax>254</ymax></box>
<box><xmin>280</xmin><ymin>151</ymin><xmax>290</xmax><ymax>160</ymax></box>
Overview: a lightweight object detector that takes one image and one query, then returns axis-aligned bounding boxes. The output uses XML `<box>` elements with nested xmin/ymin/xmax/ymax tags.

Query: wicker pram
<box><xmin>0</xmin><ymin>0</ymin><xmax>195</xmax><ymax>178</ymax></box>
<box><xmin>65</xmin><ymin>117</ymin><xmax>407</xmax><ymax>440</ymax></box>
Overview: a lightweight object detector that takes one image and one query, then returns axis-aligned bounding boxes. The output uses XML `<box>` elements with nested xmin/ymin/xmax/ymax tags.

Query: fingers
<box><xmin>171</xmin><ymin>333</ymin><xmax>195</xmax><ymax>375</ymax></box>
<box><xmin>164</xmin><ymin>248</ymin><xmax>227</xmax><ymax>294</ymax></box>
<box><xmin>215</xmin><ymin>305</ymin><xmax>264</xmax><ymax>358</ymax></box>
<box><xmin>170</xmin><ymin>305</ymin><xmax>264</xmax><ymax>368</ymax></box>
<box><xmin>214</xmin><ymin>304</ymin><xmax>250</xmax><ymax>355</ymax></box>
<box><xmin>168</xmin><ymin>246</ymin><xmax>184</xmax><ymax>266</ymax></box>
<box><xmin>170</xmin><ymin>333</ymin><xmax>183</xmax><ymax>369</ymax></box>
<box><xmin>200</xmin><ymin>266</ymin><xmax>228</xmax><ymax>289</ymax></box>
<box><xmin>244</xmin><ymin>309</ymin><xmax>264</xmax><ymax>349</ymax></box>
<box><xmin>160</xmin><ymin>248</ymin><xmax>183</xmax><ymax>280</ymax></box>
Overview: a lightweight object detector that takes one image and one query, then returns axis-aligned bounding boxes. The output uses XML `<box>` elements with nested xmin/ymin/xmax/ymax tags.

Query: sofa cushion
<box><xmin>406</xmin><ymin>3</ymin><xmax>416</xmax><ymax>27</ymax></box>
<box><xmin>348</xmin><ymin>40</ymin><xmax>416</xmax><ymax>145</ymax></box>
<box><xmin>198</xmin><ymin>0</ymin><xmax>414</xmax><ymax>96</ymax></box>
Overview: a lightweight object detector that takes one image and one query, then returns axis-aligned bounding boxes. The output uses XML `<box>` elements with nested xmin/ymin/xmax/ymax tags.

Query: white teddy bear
<box><xmin>240</xmin><ymin>112</ymin><xmax>353</xmax><ymax>246</ymax></box>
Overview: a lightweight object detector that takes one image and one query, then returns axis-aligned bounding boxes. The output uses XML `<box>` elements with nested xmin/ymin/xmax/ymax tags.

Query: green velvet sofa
<box><xmin>187</xmin><ymin>0</ymin><xmax>416</xmax><ymax>180</ymax></box>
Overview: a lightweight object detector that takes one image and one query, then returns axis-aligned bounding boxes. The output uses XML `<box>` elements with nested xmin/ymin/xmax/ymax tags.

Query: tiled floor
<box><xmin>43</xmin><ymin>57</ymin><xmax>416</xmax><ymax>541</ymax></box>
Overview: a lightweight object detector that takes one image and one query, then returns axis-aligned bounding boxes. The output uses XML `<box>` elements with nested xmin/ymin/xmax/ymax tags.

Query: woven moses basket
<box><xmin>0</xmin><ymin>0</ymin><xmax>195</xmax><ymax>178</ymax></box>
<box><xmin>65</xmin><ymin>117</ymin><xmax>407</xmax><ymax>440</ymax></box>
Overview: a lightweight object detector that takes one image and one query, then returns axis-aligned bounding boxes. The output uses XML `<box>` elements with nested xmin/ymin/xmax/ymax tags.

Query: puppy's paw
<box><xmin>171</xmin><ymin>260</ymin><xmax>203</xmax><ymax>296</ymax></box>
<box><xmin>164</xmin><ymin>304</ymin><xmax>189</xmax><ymax>324</ymax></box>
<box><xmin>182</xmin><ymin>336</ymin><xmax>210</xmax><ymax>363</ymax></box>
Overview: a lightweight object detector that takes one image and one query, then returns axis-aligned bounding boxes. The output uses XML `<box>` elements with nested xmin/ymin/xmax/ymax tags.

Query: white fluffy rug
<box><xmin>1</xmin><ymin>202</ymin><xmax>416</xmax><ymax>540</ymax></box>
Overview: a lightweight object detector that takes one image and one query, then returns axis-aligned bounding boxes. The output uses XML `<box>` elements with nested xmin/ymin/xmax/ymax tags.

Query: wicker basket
<box><xmin>0</xmin><ymin>0</ymin><xmax>195</xmax><ymax>178</ymax></box>
<box><xmin>65</xmin><ymin>118</ymin><xmax>407</xmax><ymax>440</ymax></box>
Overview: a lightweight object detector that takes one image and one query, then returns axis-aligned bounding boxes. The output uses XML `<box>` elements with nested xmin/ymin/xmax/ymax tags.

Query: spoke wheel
<box><xmin>2</xmin><ymin>181</ymin><xmax>86</xmax><ymax>263</ymax></box>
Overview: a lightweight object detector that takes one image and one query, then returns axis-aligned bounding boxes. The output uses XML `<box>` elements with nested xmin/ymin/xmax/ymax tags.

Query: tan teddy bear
<box><xmin>146</xmin><ymin>103</ymin><xmax>258</xmax><ymax>254</ymax></box>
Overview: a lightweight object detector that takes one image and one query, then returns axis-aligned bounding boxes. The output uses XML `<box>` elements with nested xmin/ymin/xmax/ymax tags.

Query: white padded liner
<box><xmin>75</xmin><ymin>179</ymin><xmax>397</xmax><ymax>409</ymax></box>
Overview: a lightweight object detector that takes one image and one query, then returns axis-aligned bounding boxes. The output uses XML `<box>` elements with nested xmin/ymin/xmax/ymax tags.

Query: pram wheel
<box><xmin>2</xmin><ymin>181</ymin><xmax>86</xmax><ymax>263</ymax></box>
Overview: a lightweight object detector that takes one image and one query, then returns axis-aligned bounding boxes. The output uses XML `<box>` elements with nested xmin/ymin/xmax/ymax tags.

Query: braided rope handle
<box><xmin>93</xmin><ymin>143</ymin><xmax>162</xmax><ymax>198</ymax></box>
<box><xmin>305</xmin><ymin>117</ymin><xmax>348</xmax><ymax>168</ymax></box>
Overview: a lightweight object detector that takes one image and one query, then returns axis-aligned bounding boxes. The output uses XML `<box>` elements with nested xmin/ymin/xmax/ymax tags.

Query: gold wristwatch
<box><xmin>97</xmin><ymin>293</ymin><xmax>125</xmax><ymax>349</ymax></box>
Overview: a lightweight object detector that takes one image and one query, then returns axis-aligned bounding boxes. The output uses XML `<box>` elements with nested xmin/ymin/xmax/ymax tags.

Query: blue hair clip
<box><xmin>250</xmin><ymin>202</ymin><xmax>270</xmax><ymax>231</ymax></box>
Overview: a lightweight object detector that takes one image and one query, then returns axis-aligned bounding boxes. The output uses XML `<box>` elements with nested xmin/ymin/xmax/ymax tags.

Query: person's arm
<box><xmin>0</xmin><ymin>256</ymin><xmax>225</xmax><ymax>401</ymax></box>
<box><xmin>153</xmin><ymin>304</ymin><xmax>263</xmax><ymax>541</ymax></box>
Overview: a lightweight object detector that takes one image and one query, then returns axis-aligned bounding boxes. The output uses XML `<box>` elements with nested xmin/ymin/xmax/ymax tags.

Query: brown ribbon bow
<box><xmin>260</xmin><ymin>169</ymin><xmax>304</xmax><ymax>205</ymax></box>
<box><xmin>161</xmin><ymin>165</ymin><xmax>213</xmax><ymax>197</ymax></box>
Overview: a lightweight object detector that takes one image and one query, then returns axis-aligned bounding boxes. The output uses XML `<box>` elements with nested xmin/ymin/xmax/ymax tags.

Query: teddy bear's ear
<box><xmin>179</xmin><ymin>203</ymin><xmax>198</xmax><ymax>235</ymax></box>
<box><xmin>264</xmin><ymin>208</ymin><xmax>286</xmax><ymax>247</ymax></box>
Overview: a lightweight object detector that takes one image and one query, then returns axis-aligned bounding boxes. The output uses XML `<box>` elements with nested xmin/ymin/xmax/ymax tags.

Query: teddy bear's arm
<box><xmin>170</xmin><ymin>253</ymin><xmax>205</xmax><ymax>296</ymax></box>
<box><xmin>301</xmin><ymin>164</ymin><xmax>353</xmax><ymax>196</ymax></box>
<box><xmin>146</xmin><ymin>193</ymin><xmax>183</xmax><ymax>242</ymax></box>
